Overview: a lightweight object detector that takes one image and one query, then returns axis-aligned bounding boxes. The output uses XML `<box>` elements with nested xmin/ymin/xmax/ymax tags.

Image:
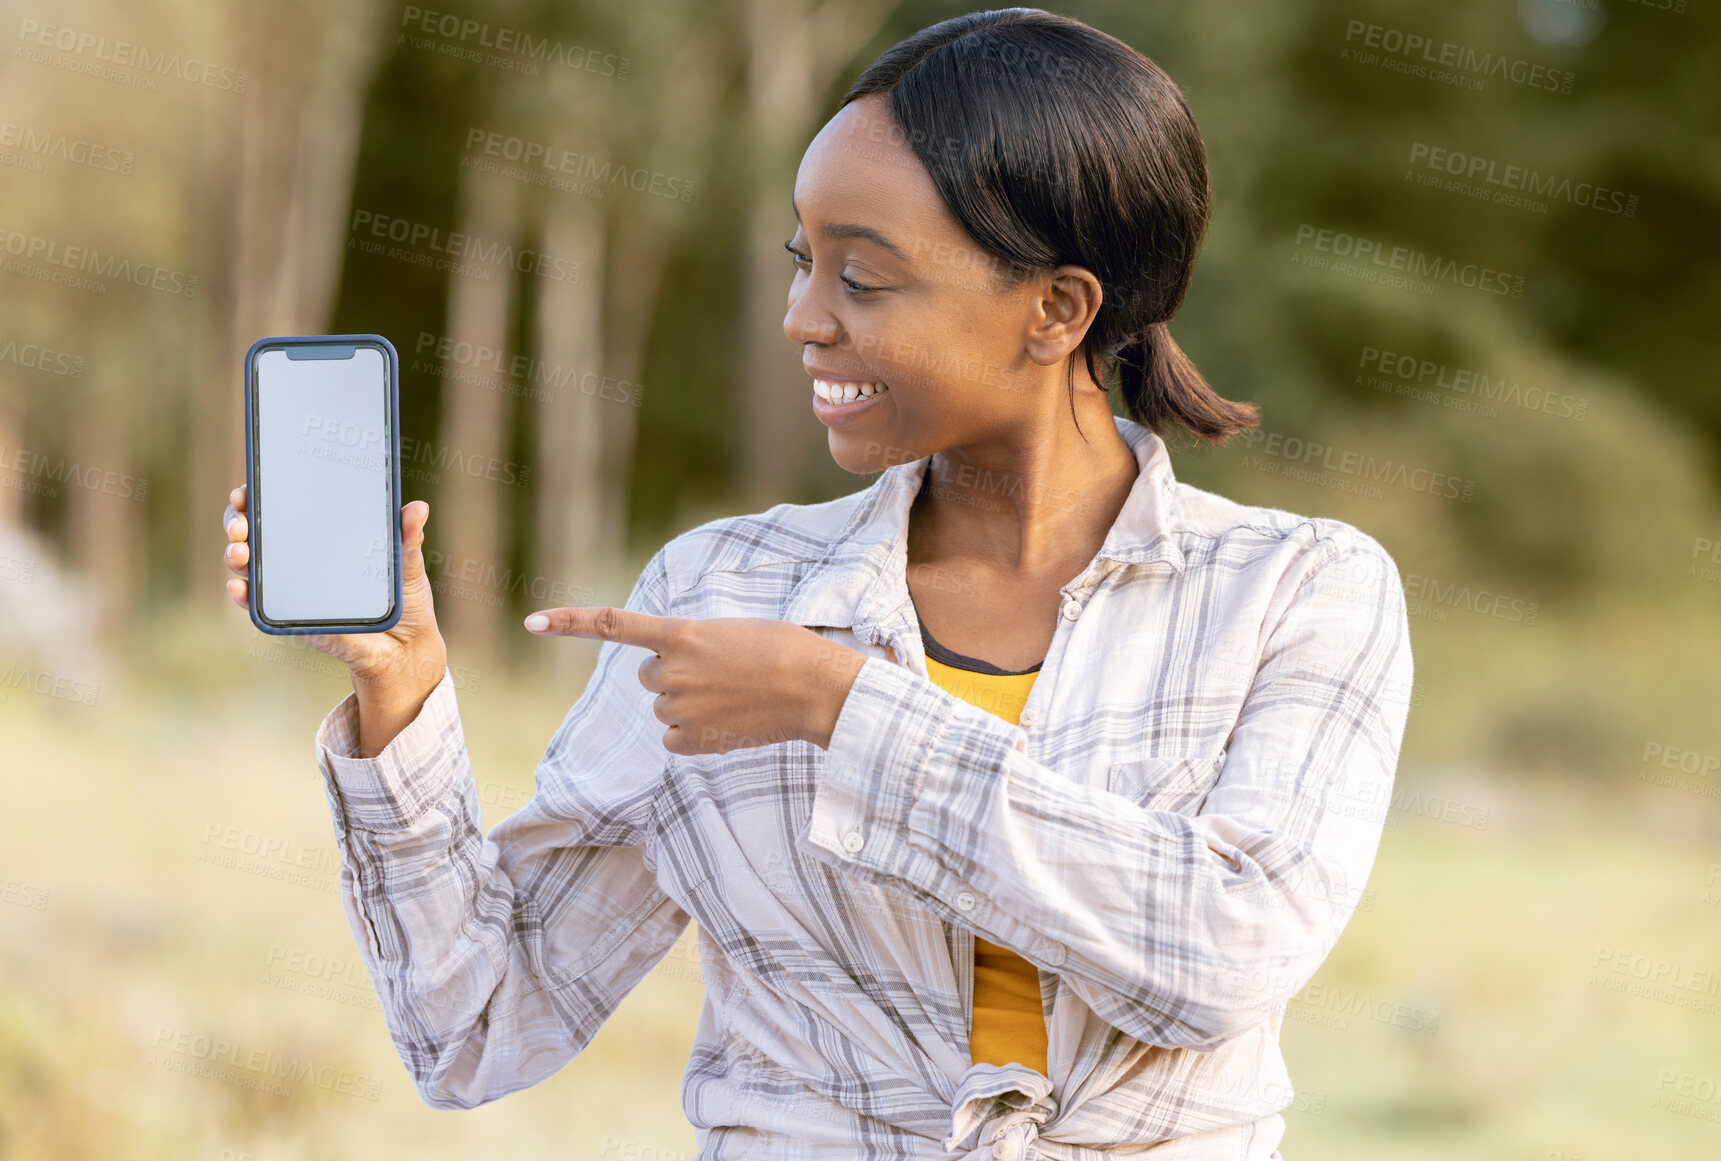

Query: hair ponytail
<box><xmin>1112</xmin><ymin>323</ymin><xmax>1259</xmax><ymax>446</ymax></box>
<box><xmin>844</xmin><ymin>8</ymin><xmax>1262</xmax><ymax>446</ymax></box>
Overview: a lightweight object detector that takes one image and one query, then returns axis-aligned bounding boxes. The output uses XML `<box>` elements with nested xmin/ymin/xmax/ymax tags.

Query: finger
<box><xmin>662</xmin><ymin>724</ymin><xmax>690</xmax><ymax>757</ymax></box>
<box><xmin>231</xmin><ymin>484</ymin><xmax>247</xmax><ymax>514</ymax></box>
<box><xmin>227</xmin><ymin>577</ymin><xmax>248</xmax><ymax>607</ymax></box>
<box><xmin>225</xmin><ymin>510</ymin><xmax>247</xmax><ymax>543</ymax></box>
<box><xmin>637</xmin><ymin>653</ymin><xmax>665</xmax><ymax>694</ymax></box>
<box><xmin>523</xmin><ymin>605</ymin><xmax>683</xmax><ymax>651</ymax></box>
<box><xmin>224</xmin><ymin>540</ymin><xmax>249</xmax><ymax>575</ymax></box>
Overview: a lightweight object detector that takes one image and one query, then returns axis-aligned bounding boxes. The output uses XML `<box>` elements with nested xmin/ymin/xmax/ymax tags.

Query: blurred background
<box><xmin>2</xmin><ymin>0</ymin><xmax>1719</xmax><ymax>1157</ymax></box>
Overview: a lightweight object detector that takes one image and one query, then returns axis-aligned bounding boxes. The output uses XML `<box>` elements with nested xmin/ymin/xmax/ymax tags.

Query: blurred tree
<box><xmin>0</xmin><ymin>0</ymin><xmax>1712</xmax><ymax>711</ymax></box>
<box><xmin>435</xmin><ymin>163</ymin><xmax>521</xmax><ymax>659</ymax></box>
<box><xmin>523</xmin><ymin>0</ymin><xmax>731</xmax><ymax>681</ymax></box>
<box><xmin>187</xmin><ymin>0</ymin><xmax>392</xmax><ymax>611</ymax></box>
<box><xmin>736</xmin><ymin>0</ymin><xmax>908</xmax><ymax>509</ymax></box>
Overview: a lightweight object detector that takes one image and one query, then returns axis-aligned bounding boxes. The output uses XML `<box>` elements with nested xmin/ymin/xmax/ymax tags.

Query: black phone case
<box><xmin>243</xmin><ymin>333</ymin><xmax>403</xmax><ymax>635</ymax></box>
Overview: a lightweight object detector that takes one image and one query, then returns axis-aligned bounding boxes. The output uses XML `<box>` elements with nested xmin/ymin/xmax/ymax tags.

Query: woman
<box><xmin>221</xmin><ymin>9</ymin><xmax>1412</xmax><ymax>1159</ymax></box>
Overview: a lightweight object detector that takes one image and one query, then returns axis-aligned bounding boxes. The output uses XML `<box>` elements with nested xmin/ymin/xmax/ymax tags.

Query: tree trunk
<box><xmin>64</xmin><ymin>373</ymin><xmax>132</xmax><ymax>653</ymax></box>
<box><xmin>188</xmin><ymin>0</ymin><xmax>386</xmax><ymax>611</ymax></box>
<box><xmin>0</xmin><ymin>367</ymin><xmax>23</xmax><ymax>529</ymax></box>
<box><xmin>531</xmin><ymin>197</ymin><xmax>607</xmax><ymax>683</ymax></box>
<box><xmin>433</xmin><ymin>168</ymin><xmax>521</xmax><ymax>662</ymax></box>
<box><xmin>738</xmin><ymin>0</ymin><xmax>905</xmax><ymax>507</ymax></box>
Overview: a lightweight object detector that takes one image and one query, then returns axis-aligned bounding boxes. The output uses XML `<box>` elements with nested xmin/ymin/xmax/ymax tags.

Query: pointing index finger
<box><xmin>523</xmin><ymin>606</ymin><xmax>681</xmax><ymax>652</ymax></box>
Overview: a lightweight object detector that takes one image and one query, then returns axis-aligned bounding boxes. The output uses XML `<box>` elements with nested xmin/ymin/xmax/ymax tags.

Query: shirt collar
<box><xmin>780</xmin><ymin>414</ymin><xmax>1185</xmax><ymax>642</ymax></box>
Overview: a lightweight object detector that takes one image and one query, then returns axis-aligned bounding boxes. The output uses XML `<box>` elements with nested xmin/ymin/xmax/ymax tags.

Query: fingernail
<box><xmin>524</xmin><ymin>613</ymin><xmax>549</xmax><ymax>631</ymax></box>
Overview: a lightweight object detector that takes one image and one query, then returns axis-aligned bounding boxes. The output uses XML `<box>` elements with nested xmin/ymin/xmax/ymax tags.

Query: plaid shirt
<box><xmin>314</xmin><ymin>414</ymin><xmax>1414</xmax><ymax>1160</ymax></box>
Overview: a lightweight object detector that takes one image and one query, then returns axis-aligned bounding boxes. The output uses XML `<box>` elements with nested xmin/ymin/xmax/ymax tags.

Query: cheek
<box><xmin>873</xmin><ymin>313</ymin><xmax>1014</xmax><ymax>407</ymax></box>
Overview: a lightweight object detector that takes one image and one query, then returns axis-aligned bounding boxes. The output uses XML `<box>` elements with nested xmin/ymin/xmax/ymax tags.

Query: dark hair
<box><xmin>840</xmin><ymin>8</ymin><xmax>1259</xmax><ymax>445</ymax></box>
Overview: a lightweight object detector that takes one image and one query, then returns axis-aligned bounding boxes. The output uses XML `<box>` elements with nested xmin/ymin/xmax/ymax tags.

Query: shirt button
<box><xmin>1061</xmin><ymin>598</ymin><xmax>1082</xmax><ymax>621</ymax></box>
<box><xmin>1019</xmin><ymin>708</ymin><xmax>1041</xmax><ymax>727</ymax></box>
<box><xmin>994</xmin><ymin>1135</ymin><xmax>1021</xmax><ymax>1161</ymax></box>
<box><xmin>842</xmin><ymin>829</ymin><xmax>864</xmax><ymax>853</ymax></box>
<box><xmin>954</xmin><ymin>890</ymin><xmax>977</xmax><ymax>911</ymax></box>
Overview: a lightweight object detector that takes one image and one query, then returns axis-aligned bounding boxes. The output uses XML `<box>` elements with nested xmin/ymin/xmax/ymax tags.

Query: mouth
<box><xmin>811</xmin><ymin>377</ymin><xmax>891</xmax><ymax>426</ymax></box>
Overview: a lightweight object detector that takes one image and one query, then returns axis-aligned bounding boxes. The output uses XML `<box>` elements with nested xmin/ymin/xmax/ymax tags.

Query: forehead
<box><xmin>794</xmin><ymin>95</ymin><xmax>956</xmax><ymax>246</ymax></box>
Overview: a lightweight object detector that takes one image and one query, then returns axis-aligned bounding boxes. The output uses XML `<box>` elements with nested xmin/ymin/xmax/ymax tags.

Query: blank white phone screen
<box><xmin>256</xmin><ymin>346</ymin><xmax>392</xmax><ymax>623</ymax></box>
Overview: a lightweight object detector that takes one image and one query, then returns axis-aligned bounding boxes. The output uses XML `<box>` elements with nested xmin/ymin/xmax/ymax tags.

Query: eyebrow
<box><xmin>792</xmin><ymin>198</ymin><xmax>912</xmax><ymax>264</ymax></box>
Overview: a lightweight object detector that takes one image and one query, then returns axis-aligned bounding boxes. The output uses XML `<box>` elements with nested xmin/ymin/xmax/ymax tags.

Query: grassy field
<box><xmin>2</xmin><ymin>600</ymin><xmax>1718</xmax><ymax>1161</ymax></box>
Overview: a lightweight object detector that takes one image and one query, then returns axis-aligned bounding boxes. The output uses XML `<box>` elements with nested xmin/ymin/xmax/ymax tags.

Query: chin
<box><xmin>826</xmin><ymin>437</ymin><xmax>882</xmax><ymax>476</ymax></box>
<box><xmin>827</xmin><ymin>427</ymin><xmax>926</xmax><ymax>476</ymax></box>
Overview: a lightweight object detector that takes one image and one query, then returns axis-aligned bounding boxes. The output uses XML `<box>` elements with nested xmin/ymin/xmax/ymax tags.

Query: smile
<box><xmin>813</xmin><ymin>378</ymin><xmax>889</xmax><ymax>403</ymax></box>
<box><xmin>811</xmin><ymin>378</ymin><xmax>891</xmax><ymax>426</ymax></box>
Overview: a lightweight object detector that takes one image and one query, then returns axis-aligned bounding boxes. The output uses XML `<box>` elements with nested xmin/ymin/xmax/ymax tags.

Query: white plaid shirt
<box><xmin>314</xmin><ymin>414</ymin><xmax>1414</xmax><ymax>1160</ymax></box>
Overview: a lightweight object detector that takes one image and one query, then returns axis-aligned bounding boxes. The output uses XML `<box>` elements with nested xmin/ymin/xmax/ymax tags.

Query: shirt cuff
<box><xmin>315</xmin><ymin>665</ymin><xmax>461</xmax><ymax>833</ymax></box>
<box><xmin>802</xmin><ymin>655</ymin><xmax>1028</xmax><ymax>902</ymax></box>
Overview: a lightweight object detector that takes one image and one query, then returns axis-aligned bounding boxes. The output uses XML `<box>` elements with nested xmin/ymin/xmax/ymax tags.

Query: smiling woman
<box><xmin>786</xmin><ymin>10</ymin><xmax>1257</xmax><ymax>457</ymax></box>
<box><xmin>230</xmin><ymin>8</ymin><xmax>1412</xmax><ymax>1161</ymax></box>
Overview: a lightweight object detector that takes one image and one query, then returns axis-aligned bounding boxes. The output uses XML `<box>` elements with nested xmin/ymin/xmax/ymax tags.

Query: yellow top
<box><xmin>921</xmin><ymin>650</ymin><xmax>1048</xmax><ymax>1076</ymax></box>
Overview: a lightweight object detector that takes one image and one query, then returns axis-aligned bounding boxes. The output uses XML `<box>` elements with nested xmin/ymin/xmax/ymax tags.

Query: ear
<box><xmin>1023</xmin><ymin>264</ymin><xmax>1103</xmax><ymax>367</ymax></box>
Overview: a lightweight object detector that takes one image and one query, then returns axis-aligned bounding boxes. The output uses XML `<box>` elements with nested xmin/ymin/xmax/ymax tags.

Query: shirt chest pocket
<box><xmin>1106</xmin><ymin>754</ymin><xmax>1224</xmax><ymax>816</ymax></box>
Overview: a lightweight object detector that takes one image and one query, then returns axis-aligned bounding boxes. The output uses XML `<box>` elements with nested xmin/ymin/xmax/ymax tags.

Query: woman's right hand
<box><xmin>222</xmin><ymin>484</ymin><xmax>448</xmax><ymax>698</ymax></box>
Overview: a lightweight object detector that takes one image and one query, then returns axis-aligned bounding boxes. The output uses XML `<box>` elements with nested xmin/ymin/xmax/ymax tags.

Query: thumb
<box><xmin>401</xmin><ymin>500</ymin><xmax>431</xmax><ymax>585</ymax></box>
<box><xmin>403</xmin><ymin>499</ymin><xmax>429</xmax><ymax>550</ymax></box>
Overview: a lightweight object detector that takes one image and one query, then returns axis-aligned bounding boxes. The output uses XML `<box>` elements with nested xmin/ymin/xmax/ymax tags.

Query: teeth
<box><xmin>814</xmin><ymin>378</ymin><xmax>888</xmax><ymax>404</ymax></box>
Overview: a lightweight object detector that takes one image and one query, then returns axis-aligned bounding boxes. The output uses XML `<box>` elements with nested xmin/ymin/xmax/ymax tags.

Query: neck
<box><xmin>908</xmin><ymin>390</ymin><xmax>1139</xmax><ymax>577</ymax></box>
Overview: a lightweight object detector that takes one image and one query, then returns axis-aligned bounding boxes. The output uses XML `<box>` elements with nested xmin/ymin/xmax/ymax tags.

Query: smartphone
<box><xmin>243</xmin><ymin>334</ymin><xmax>402</xmax><ymax>635</ymax></box>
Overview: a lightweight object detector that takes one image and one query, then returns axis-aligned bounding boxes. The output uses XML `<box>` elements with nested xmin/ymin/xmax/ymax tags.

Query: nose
<box><xmin>783</xmin><ymin>278</ymin><xmax>842</xmax><ymax>349</ymax></box>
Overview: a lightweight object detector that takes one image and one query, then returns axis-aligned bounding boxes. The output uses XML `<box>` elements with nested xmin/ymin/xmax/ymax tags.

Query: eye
<box><xmin>783</xmin><ymin>240</ymin><xmax>880</xmax><ymax>296</ymax></box>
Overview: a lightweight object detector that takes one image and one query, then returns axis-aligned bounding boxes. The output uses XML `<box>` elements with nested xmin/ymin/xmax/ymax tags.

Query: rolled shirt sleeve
<box><xmin>799</xmin><ymin>531</ymin><xmax>1413</xmax><ymax>1051</ymax></box>
<box><xmin>318</xmin><ymin>666</ymin><xmax>464</xmax><ymax>832</ymax></box>
<box><xmin>313</xmin><ymin>547</ymin><xmax>691</xmax><ymax>1108</ymax></box>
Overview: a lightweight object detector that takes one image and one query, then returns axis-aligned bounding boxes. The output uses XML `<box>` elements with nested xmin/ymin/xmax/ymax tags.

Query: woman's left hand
<box><xmin>523</xmin><ymin>606</ymin><xmax>869</xmax><ymax>755</ymax></box>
